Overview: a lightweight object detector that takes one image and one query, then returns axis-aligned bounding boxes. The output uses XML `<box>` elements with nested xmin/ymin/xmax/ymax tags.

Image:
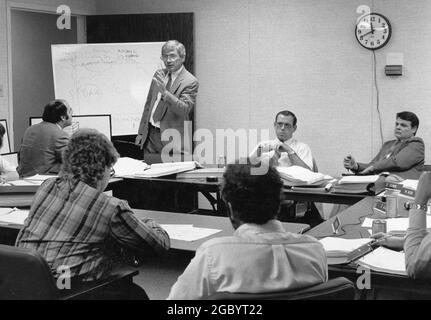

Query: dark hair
<box><xmin>0</xmin><ymin>123</ymin><xmax>4</xmax><ymax>149</ymax></box>
<box><xmin>61</xmin><ymin>129</ymin><xmax>119</xmax><ymax>188</ymax></box>
<box><xmin>221</xmin><ymin>161</ymin><xmax>283</xmax><ymax>224</ymax></box>
<box><xmin>396</xmin><ymin>111</ymin><xmax>419</xmax><ymax>134</ymax></box>
<box><xmin>274</xmin><ymin>110</ymin><xmax>297</xmax><ymax>126</ymax></box>
<box><xmin>42</xmin><ymin>99</ymin><xmax>69</xmax><ymax>123</ymax></box>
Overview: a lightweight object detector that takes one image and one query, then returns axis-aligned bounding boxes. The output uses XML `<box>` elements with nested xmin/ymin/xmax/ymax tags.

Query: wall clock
<box><xmin>355</xmin><ymin>13</ymin><xmax>391</xmax><ymax>50</ymax></box>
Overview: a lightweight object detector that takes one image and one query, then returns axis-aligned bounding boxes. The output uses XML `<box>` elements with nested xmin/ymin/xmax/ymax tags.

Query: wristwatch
<box><xmin>405</xmin><ymin>202</ymin><xmax>428</xmax><ymax>211</ymax></box>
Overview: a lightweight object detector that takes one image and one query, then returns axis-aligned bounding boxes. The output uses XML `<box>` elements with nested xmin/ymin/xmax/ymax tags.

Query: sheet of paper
<box><xmin>113</xmin><ymin>157</ymin><xmax>150</xmax><ymax>177</ymax></box>
<box><xmin>24</xmin><ymin>174</ymin><xmax>57</xmax><ymax>181</ymax></box>
<box><xmin>159</xmin><ymin>224</ymin><xmax>221</xmax><ymax>242</ymax></box>
<box><xmin>362</xmin><ymin>216</ymin><xmax>431</xmax><ymax>232</ymax></box>
<box><xmin>358</xmin><ymin>247</ymin><xmax>407</xmax><ymax>275</ymax></box>
<box><xmin>338</xmin><ymin>175</ymin><xmax>380</xmax><ymax>184</ymax></box>
<box><xmin>401</xmin><ymin>179</ymin><xmax>418</xmax><ymax>190</ymax></box>
<box><xmin>0</xmin><ymin>209</ymin><xmax>29</xmax><ymax>225</ymax></box>
<box><xmin>8</xmin><ymin>179</ymin><xmax>41</xmax><ymax>186</ymax></box>
<box><xmin>0</xmin><ymin>207</ymin><xmax>15</xmax><ymax>216</ymax></box>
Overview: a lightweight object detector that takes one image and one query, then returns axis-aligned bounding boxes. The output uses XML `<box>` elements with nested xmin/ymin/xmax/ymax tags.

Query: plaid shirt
<box><xmin>16</xmin><ymin>177</ymin><xmax>170</xmax><ymax>281</ymax></box>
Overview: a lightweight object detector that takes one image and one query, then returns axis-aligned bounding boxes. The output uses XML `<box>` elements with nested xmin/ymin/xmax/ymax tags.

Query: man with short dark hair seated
<box><xmin>18</xmin><ymin>99</ymin><xmax>73</xmax><ymax>177</ymax></box>
<box><xmin>16</xmin><ymin>129</ymin><xmax>170</xmax><ymax>299</ymax></box>
<box><xmin>167</xmin><ymin>161</ymin><xmax>327</xmax><ymax>300</ymax></box>
<box><xmin>344</xmin><ymin>111</ymin><xmax>424</xmax><ymax>179</ymax></box>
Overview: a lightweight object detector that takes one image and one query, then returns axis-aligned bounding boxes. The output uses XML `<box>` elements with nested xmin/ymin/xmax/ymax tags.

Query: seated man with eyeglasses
<box><xmin>250</xmin><ymin>110</ymin><xmax>313</xmax><ymax>170</ymax></box>
<box><xmin>16</xmin><ymin>129</ymin><xmax>170</xmax><ymax>299</ymax></box>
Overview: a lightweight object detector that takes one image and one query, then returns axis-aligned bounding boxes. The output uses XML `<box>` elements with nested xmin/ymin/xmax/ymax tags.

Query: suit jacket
<box><xmin>17</xmin><ymin>122</ymin><xmax>70</xmax><ymax>177</ymax></box>
<box><xmin>357</xmin><ymin>136</ymin><xmax>425</xmax><ymax>179</ymax></box>
<box><xmin>137</xmin><ymin>67</ymin><xmax>199</xmax><ymax>155</ymax></box>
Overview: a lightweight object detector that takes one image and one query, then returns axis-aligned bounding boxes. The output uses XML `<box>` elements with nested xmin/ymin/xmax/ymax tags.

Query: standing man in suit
<box><xmin>135</xmin><ymin>40</ymin><xmax>199</xmax><ymax>162</ymax></box>
<box><xmin>344</xmin><ymin>111</ymin><xmax>424</xmax><ymax>179</ymax></box>
<box><xmin>17</xmin><ymin>99</ymin><xmax>72</xmax><ymax>177</ymax></box>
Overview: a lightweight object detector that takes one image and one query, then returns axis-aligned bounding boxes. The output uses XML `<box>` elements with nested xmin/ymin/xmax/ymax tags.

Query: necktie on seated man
<box><xmin>152</xmin><ymin>73</ymin><xmax>172</xmax><ymax>122</ymax></box>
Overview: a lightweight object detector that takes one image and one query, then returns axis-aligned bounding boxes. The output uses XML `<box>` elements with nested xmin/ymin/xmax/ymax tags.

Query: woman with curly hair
<box><xmin>16</xmin><ymin>129</ymin><xmax>170</xmax><ymax>299</ymax></box>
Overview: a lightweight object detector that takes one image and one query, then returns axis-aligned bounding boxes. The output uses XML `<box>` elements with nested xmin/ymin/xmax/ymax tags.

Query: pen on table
<box><xmin>371</xmin><ymin>234</ymin><xmax>393</xmax><ymax>245</ymax></box>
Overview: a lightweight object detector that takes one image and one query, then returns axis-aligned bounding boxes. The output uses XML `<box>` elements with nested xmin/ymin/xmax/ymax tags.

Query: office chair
<box><xmin>0</xmin><ymin>244</ymin><xmax>140</xmax><ymax>300</ymax></box>
<box><xmin>208</xmin><ymin>277</ymin><xmax>355</xmax><ymax>300</ymax></box>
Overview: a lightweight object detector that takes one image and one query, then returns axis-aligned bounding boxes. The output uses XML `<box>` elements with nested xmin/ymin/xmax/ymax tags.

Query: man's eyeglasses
<box><xmin>275</xmin><ymin>122</ymin><xmax>294</xmax><ymax>129</ymax></box>
<box><xmin>160</xmin><ymin>54</ymin><xmax>179</xmax><ymax>61</ymax></box>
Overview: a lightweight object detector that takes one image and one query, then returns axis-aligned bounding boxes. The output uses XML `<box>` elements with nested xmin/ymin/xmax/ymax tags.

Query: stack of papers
<box><xmin>357</xmin><ymin>247</ymin><xmax>407</xmax><ymax>275</ymax></box>
<box><xmin>334</xmin><ymin>175</ymin><xmax>384</xmax><ymax>195</ymax></box>
<box><xmin>0</xmin><ymin>208</ymin><xmax>29</xmax><ymax>225</ymax></box>
<box><xmin>160</xmin><ymin>224</ymin><xmax>221</xmax><ymax>242</ymax></box>
<box><xmin>113</xmin><ymin>157</ymin><xmax>150</xmax><ymax>177</ymax></box>
<box><xmin>176</xmin><ymin>168</ymin><xmax>225</xmax><ymax>180</ymax></box>
<box><xmin>338</xmin><ymin>175</ymin><xmax>380</xmax><ymax>184</ymax></box>
<box><xmin>319</xmin><ymin>237</ymin><xmax>372</xmax><ymax>264</ymax></box>
<box><xmin>277</xmin><ymin>166</ymin><xmax>333</xmax><ymax>187</ymax></box>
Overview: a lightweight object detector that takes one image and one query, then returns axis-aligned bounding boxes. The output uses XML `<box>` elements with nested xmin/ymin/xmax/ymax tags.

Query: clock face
<box><xmin>355</xmin><ymin>13</ymin><xmax>391</xmax><ymax>50</ymax></box>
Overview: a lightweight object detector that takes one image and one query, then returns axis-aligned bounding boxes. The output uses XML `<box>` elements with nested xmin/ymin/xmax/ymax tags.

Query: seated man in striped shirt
<box><xmin>16</xmin><ymin>129</ymin><xmax>170</xmax><ymax>299</ymax></box>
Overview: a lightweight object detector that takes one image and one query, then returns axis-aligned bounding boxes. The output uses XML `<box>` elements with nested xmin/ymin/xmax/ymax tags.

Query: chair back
<box><xmin>0</xmin><ymin>244</ymin><xmax>59</xmax><ymax>299</ymax></box>
<box><xmin>208</xmin><ymin>277</ymin><xmax>355</xmax><ymax>300</ymax></box>
<box><xmin>312</xmin><ymin>158</ymin><xmax>318</xmax><ymax>172</ymax></box>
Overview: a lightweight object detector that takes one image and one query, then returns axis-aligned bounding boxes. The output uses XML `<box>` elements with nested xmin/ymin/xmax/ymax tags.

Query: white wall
<box><xmin>0</xmin><ymin>0</ymin><xmax>96</xmax><ymax>145</ymax></box>
<box><xmin>2</xmin><ymin>0</ymin><xmax>430</xmax><ymax>175</ymax></box>
<box><xmin>94</xmin><ymin>0</ymin><xmax>431</xmax><ymax>176</ymax></box>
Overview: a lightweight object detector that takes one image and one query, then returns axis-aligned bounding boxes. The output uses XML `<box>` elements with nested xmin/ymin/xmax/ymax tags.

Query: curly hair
<box><xmin>221</xmin><ymin>161</ymin><xmax>283</xmax><ymax>224</ymax></box>
<box><xmin>61</xmin><ymin>129</ymin><xmax>119</xmax><ymax>188</ymax></box>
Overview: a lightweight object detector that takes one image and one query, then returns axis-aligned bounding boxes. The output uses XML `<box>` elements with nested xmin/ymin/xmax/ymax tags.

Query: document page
<box><xmin>160</xmin><ymin>224</ymin><xmax>221</xmax><ymax>241</ymax></box>
<box><xmin>357</xmin><ymin>247</ymin><xmax>407</xmax><ymax>275</ymax></box>
<box><xmin>0</xmin><ymin>209</ymin><xmax>29</xmax><ymax>225</ymax></box>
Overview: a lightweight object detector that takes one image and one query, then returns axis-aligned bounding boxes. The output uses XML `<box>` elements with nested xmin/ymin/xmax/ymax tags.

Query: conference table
<box><xmin>112</xmin><ymin>176</ymin><xmax>368</xmax><ymax>216</ymax></box>
<box><xmin>0</xmin><ymin>178</ymin><xmax>124</xmax><ymax>207</ymax></box>
<box><xmin>0</xmin><ymin>208</ymin><xmax>309</xmax><ymax>299</ymax></box>
<box><xmin>305</xmin><ymin>196</ymin><xmax>431</xmax><ymax>299</ymax></box>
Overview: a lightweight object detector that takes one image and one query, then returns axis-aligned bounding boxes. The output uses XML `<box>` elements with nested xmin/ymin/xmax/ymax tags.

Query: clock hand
<box><xmin>370</xmin><ymin>22</ymin><xmax>375</xmax><ymax>34</ymax></box>
<box><xmin>361</xmin><ymin>30</ymin><xmax>373</xmax><ymax>37</ymax></box>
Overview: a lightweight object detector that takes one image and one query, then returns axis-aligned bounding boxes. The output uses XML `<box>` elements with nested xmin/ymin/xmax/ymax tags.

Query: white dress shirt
<box><xmin>250</xmin><ymin>137</ymin><xmax>314</xmax><ymax>170</ymax></box>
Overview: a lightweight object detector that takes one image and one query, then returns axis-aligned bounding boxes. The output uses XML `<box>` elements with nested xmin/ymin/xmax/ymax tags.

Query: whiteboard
<box><xmin>30</xmin><ymin>115</ymin><xmax>112</xmax><ymax>140</ymax></box>
<box><xmin>0</xmin><ymin>119</ymin><xmax>11</xmax><ymax>154</ymax></box>
<box><xmin>51</xmin><ymin>42</ymin><xmax>165</xmax><ymax>136</ymax></box>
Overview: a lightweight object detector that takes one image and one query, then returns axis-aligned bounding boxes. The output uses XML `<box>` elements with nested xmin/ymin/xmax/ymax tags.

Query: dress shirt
<box><xmin>167</xmin><ymin>219</ymin><xmax>327</xmax><ymax>300</ymax></box>
<box><xmin>250</xmin><ymin>138</ymin><xmax>314</xmax><ymax>170</ymax></box>
<box><xmin>149</xmin><ymin>65</ymin><xmax>184</xmax><ymax>128</ymax></box>
<box><xmin>404</xmin><ymin>208</ymin><xmax>431</xmax><ymax>279</ymax></box>
<box><xmin>16</xmin><ymin>177</ymin><xmax>170</xmax><ymax>281</ymax></box>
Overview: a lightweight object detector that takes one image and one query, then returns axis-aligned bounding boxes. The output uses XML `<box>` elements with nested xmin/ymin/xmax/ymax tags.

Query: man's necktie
<box><xmin>165</xmin><ymin>73</ymin><xmax>172</xmax><ymax>91</ymax></box>
<box><xmin>153</xmin><ymin>73</ymin><xmax>171</xmax><ymax>122</ymax></box>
